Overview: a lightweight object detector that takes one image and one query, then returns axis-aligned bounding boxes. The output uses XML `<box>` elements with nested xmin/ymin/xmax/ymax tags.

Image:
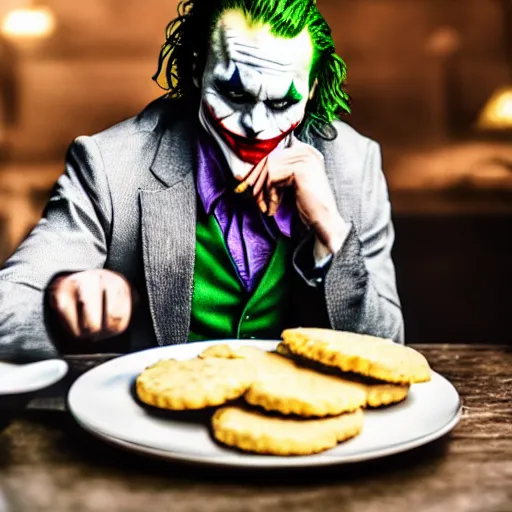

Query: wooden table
<box><xmin>0</xmin><ymin>345</ymin><xmax>510</xmax><ymax>512</ymax></box>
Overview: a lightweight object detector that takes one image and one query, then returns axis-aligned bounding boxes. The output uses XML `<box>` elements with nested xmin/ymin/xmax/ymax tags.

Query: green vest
<box><xmin>188</xmin><ymin>206</ymin><xmax>292</xmax><ymax>342</ymax></box>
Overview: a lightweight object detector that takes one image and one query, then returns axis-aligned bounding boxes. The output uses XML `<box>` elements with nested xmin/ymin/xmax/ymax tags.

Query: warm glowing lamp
<box><xmin>477</xmin><ymin>86</ymin><xmax>512</xmax><ymax>130</ymax></box>
<box><xmin>1</xmin><ymin>6</ymin><xmax>55</xmax><ymax>39</ymax></box>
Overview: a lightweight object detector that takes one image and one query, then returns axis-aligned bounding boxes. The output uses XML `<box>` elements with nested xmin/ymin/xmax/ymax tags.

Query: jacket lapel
<box><xmin>140</xmin><ymin>116</ymin><xmax>197</xmax><ymax>346</ymax></box>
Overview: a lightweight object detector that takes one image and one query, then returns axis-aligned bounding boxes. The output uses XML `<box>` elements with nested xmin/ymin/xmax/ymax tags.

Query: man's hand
<box><xmin>47</xmin><ymin>269</ymin><xmax>132</xmax><ymax>342</ymax></box>
<box><xmin>236</xmin><ymin>138</ymin><xmax>348</xmax><ymax>254</ymax></box>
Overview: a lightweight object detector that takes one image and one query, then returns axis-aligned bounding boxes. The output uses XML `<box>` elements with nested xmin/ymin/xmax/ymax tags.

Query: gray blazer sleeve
<box><xmin>324</xmin><ymin>141</ymin><xmax>404</xmax><ymax>343</ymax></box>
<box><xmin>0</xmin><ymin>136</ymin><xmax>111</xmax><ymax>362</ymax></box>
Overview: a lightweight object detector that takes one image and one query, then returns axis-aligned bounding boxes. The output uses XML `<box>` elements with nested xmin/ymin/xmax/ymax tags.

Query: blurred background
<box><xmin>0</xmin><ymin>0</ymin><xmax>510</xmax><ymax>343</ymax></box>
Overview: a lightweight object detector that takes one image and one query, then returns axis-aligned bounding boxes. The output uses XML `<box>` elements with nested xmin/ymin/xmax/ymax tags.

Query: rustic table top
<box><xmin>0</xmin><ymin>344</ymin><xmax>510</xmax><ymax>512</ymax></box>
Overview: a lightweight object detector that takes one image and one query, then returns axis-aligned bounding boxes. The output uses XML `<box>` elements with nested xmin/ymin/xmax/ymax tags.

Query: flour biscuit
<box><xmin>212</xmin><ymin>406</ymin><xmax>364</xmax><ymax>456</ymax></box>
<box><xmin>364</xmin><ymin>382</ymin><xmax>409</xmax><ymax>407</ymax></box>
<box><xmin>276</xmin><ymin>343</ymin><xmax>410</xmax><ymax>408</ymax></box>
<box><xmin>200</xmin><ymin>345</ymin><xmax>265</xmax><ymax>361</ymax></box>
<box><xmin>136</xmin><ymin>358</ymin><xmax>254</xmax><ymax>410</ymax></box>
<box><xmin>244</xmin><ymin>351</ymin><xmax>367</xmax><ymax>417</ymax></box>
<box><xmin>281</xmin><ymin>328</ymin><xmax>431</xmax><ymax>384</ymax></box>
<box><xmin>201</xmin><ymin>345</ymin><xmax>367</xmax><ymax>417</ymax></box>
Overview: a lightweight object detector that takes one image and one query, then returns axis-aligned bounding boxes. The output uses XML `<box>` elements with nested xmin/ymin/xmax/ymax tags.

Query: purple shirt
<box><xmin>196</xmin><ymin>131</ymin><xmax>296</xmax><ymax>292</ymax></box>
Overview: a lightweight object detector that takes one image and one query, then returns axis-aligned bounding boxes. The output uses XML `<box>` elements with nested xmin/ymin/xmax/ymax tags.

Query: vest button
<box><xmin>245</xmin><ymin>315</ymin><xmax>250</xmax><ymax>321</ymax></box>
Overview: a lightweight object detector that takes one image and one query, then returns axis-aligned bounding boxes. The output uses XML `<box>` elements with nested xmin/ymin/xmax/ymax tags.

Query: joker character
<box><xmin>0</xmin><ymin>0</ymin><xmax>403</xmax><ymax>361</ymax></box>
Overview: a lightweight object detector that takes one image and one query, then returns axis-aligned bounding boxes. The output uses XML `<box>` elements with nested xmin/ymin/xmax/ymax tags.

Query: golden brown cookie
<box><xmin>136</xmin><ymin>358</ymin><xmax>254</xmax><ymax>410</ymax></box>
<box><xmin>200</xmin><ymin>344</ymin><xmax>247</xmax><ymax>360</ymax></box>
<box><xmin>276</xmin><ymin>343</ymin><xmax>410</xmax><ymax>408</ymax></box>
<box><xmin>201</xmin><ymin>345</ymin><xmax>367</xmax><ymax>417</ymax></box>
<box><xmin>364</xmin><ymin>382</ymin><xmax>409</xmax><ymax>407</ymax></box>
<box><xmin>212</xmin><ymin>406</ymin><xmax>364</xmax><ymax>455</ymax></box>
<box><xmin>280</xmin><ymin>328</ymin><xmax>431</xmax><ymax>385</ymax></box>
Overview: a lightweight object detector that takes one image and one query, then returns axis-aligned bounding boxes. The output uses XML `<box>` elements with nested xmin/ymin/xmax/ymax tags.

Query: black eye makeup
<box><xmin>265</xmin><ymin>98</ymin><xmax>299</xmax><ymax>112</ymax></box>
<box><xmin>212</xmin><ymin>68</ymin><xmax>303</xmax><ymax>110</ymax></box>
<box><xmin>265</xmin><ymin>82</ymin><xmax>303</xmax><ymax>112</ymax></box>
<box><xmin>215</xmin><ymin>80</ymin><xmax>256</xmax><ymax>105</ymax></box>
<box><xmin>213</xmin><ymin>66</ymin><xmax>256</xmax><ymax>105</ymax></box>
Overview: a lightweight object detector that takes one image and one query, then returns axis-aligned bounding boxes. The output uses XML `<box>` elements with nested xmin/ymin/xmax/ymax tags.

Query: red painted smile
<box><xmin>204</xmin><ymin>103</ymin><xmax>298</xmax><ymax>165</ymax></box>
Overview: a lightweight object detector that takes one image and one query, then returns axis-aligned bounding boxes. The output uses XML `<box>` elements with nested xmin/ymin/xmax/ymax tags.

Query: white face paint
<box><xmin>199</xmin><ymin>9</ymin><xmax>314</xmax><ymax>179</ymax></box>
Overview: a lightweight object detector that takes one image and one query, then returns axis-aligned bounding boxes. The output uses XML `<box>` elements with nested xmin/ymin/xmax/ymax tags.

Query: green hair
<box><xmin>154</xmin><ymin>0</ymin><xmax>351</xmax><ymax>141</ymax></box>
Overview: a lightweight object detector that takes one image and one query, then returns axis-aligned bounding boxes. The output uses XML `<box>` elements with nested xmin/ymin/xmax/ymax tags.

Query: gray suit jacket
<box><xmin>0</xmin><ymin>98</ymin><xmax>403</xmax><ymax>361</ymax></box>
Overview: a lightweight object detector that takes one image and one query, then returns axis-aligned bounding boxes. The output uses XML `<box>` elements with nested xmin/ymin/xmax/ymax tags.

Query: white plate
<box><xmin>68</xmin><ymin>340</ymin><xmax>462</xmax><ymax>468</ymax></box>
<box><xmin>0</xmin><ymin>359</ymin><xmax>68</xmax><ymax>396</ymax></box>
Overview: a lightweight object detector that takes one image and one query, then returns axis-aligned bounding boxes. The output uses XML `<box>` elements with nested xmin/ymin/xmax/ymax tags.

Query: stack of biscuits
<box><xmin>136</xmin><ymin>328</ymin><xmax>431</xmax><ymax>456</ymax></box>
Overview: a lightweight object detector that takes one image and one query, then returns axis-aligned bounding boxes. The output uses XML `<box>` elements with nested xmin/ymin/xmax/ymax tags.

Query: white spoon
<box><xmin>0</xmin><ymin>359</ymin><xmax>68</xmax><ymax>395</ymax></box>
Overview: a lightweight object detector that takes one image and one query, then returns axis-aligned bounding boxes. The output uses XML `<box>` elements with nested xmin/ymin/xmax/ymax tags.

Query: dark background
<box><xmin>0</xmin><ymin>0</ymin><xmax>511</xmax><ymax>343</ymax></box>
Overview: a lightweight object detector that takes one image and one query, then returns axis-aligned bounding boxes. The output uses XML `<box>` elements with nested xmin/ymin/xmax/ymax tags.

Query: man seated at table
<box><xmin>0</xmin><ymin>0</ymin><xmax>403</xmax><ymax>361</ymax></box>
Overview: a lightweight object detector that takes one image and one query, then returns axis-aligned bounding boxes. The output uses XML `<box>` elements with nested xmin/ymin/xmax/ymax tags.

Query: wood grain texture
<box><xmin>0</xmin><ymin>345</ymin><xmax>511</xmax><ymax>512</ymax></box>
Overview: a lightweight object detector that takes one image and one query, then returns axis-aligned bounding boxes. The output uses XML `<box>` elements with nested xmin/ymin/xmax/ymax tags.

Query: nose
<box><xmin>241</xmin><ymin>102</ymin><xmax>267</xmax><ymax>138</ymax></box>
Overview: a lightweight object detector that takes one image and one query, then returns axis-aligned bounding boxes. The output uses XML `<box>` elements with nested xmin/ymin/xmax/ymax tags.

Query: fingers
<box><xmin>236</xmin><ymin>140</ymin><xmax>320</xmax><ymax>191</ymax></box>
<box><xmin>103</xmin><ymin>274</ymin><xmax>132</xmax><ymax>335</ymax></box>
<box><xmin>268</xmin><ymin>186</ymin><xmax>280</xmax><ymax>217</ymax></box>
<box><xmin>255</xmin><ymin>189</ymin><xmax>268</xmax><ymax>214</ymax></box>
<box><xmin>254</xmin><ymin>162</ymin><xmax>290</xmax><ymax>216</ymax></box>
<box><xmin>76</xmin><ymin>273</ymin><xmax>103</xmax><ymax>335</ymax></box>
<box><xmin>233</xmin><ymin>141</ymin><xmax>323</xmax><ymax>218</ymax></box>
<box><xmin>252</xmin><ymin>159</ymin><xmax>269</xmax><ymax>198</ymax></box>
<box><xmin>266</xmin><ymin>162</ymin><xmax>295</xmax><ymax>187</ymax></box>
<box><xmin>234</xmin><ymin>157</ymin><xmax>268</xmax><ymax>194</ymax></box>
<box><xmin>261</xmin><ymin>157</ymin><xmax>295</xmax><ymax>216</ymax></box>
<box><xmin>49</xmin><ymin>278</ymin><xmax>80</xmax><ymax>338</ymax></box>
<box><xmin>49</xmin><ymin>270</ymin><xmax>132</xmax><ymax>342</ymax></box>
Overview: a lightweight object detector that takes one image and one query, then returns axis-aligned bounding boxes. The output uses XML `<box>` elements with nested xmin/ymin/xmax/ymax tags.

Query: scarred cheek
<box><xmin>220</xmin><ymin>115</ymin><xmax>245</xmax><ymax>137</ymax></box>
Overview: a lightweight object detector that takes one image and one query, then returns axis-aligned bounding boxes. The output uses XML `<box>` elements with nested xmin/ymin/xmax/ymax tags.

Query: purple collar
<box><xmin>196</xmin><ymin>130</ymin><xmax>294</xmax><ymax>239</ymax></box>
